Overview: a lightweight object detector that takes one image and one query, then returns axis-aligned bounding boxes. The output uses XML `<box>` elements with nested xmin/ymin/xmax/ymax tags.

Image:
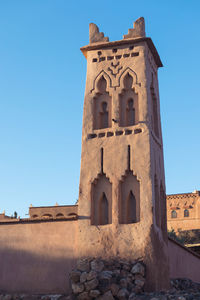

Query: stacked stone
<box><xmin>70</xmin><ymin>258</ymin><xmax>146</xmax><ymax>299</ymax></box>
<box><xmin>0</xmin><ymin>295</ymin><xmax>69</xmax><ymax>300</ymax></box>
<box><xmin>1</xmin><ymin>278</ymin><xmax>200</xmax><ymax>299</ymax></box>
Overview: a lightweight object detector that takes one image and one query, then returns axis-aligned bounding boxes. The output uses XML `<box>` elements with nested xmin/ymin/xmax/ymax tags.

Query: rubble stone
<box><xmin>98</xmin><ymin>291</ymin><xmax>114</xmax><ymax>300</ymax></box>
<box><xmin>86</xmin><ymin>271</ymin><xmax>97</xmax><ymax>281</ymax></box>
<box><xmin>131</xmin><ymin>263</ymin><xmax>145</xmax><ymax>277</ymax></box>
<box><xmin>70</xmin><ymin>270</ymin><xmax>81</xmax><ymax>283</ymax></box>
<box><xmin>77</xmin><ymin>259</ymin><xmax>90</xmax><ymax>272</ymax></box>
<box><xmin>71</xmin><ymin>282</ymin><xmax>85</xmax><ymax>294</ymax></box>
<box><xmin>77</xmin><ymin>291</ymin><xmax>91</xmax><ymax>300</ymax></box>
<box><xmin>91</xmin><ymin>260</ymin><xmax>104</xmax><ymax>272</ymax></box>
<box><xmin>80</xmin><ymin>272</ymin><xmax>87</xmax><ymax>283</ymax></box>
<box><xmin>117</xmin><ymin>288</ymin><xmax>129</xmax><ymax>300</ymax></box>
<box><xmin>89</xmin><ymin>289</ymin><xmax>101</xmax><ymax>298</ymax></box>
<box><xmin>84</xmin><ymin>278</ymin><xmax>99</xmax><ymax>291</ymax></box>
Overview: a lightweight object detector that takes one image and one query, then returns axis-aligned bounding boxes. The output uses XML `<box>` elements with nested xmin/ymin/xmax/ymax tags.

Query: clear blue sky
<box><xmin>0</xmin><ymin>1</ymin><xmax>199</xmax><ymax>217</ymax></box>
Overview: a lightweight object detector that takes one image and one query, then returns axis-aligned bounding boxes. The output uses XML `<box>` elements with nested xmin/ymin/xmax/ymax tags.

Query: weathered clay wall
<box><xmin>0</xmin><ymin>220</ymin><xmax>78</xmax><ymax>294</ymax></box>
<box><xmin>168</xmin><ymin>237</ymin><xmax>200</xmax><ymax>283</ymax></box>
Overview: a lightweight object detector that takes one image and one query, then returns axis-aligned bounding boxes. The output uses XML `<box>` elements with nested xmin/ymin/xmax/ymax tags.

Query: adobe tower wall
<box><xmin>78</xmin><ymin>18</ymin><xmax>170</xmax><ymax>291</ymax></box>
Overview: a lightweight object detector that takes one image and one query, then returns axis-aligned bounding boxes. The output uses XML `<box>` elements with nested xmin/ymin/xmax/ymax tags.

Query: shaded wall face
<box><xmin>0</xmin><ymin>220</ymin><xmax>78</xmax><ymax>294</ymax></box>
<box><xmin>168</xmin><ymin>238</ymin><xmax>200</xmax><ymax>283</ymax></box>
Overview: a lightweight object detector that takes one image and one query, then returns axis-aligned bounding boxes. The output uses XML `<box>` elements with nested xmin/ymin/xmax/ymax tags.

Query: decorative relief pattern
<box><xmin>92</xmin><ymin>52</ymin><xmax>139</xmax><ymax>63</ymax></box>
<box><xmin>87</xmin><ymin>127</ymin><xmax>142</xmax><ymax>140</ymax></box>
<box><xmin>107</xmin><ymin>61</ymin><xmax>123</xmax><ymax>78</ymax></box>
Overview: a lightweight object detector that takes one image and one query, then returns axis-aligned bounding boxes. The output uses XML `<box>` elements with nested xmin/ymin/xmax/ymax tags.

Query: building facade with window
<box><xmin>167</xmin><ymin>190</ymin><xmax>200</xmax><ymax>232</ymax></box>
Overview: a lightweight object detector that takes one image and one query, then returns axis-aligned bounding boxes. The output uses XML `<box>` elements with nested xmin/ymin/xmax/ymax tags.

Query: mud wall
<box><xmin>168</xmin><ymin>237</ymin><xmax>200</xmax><ymax>283</ymax></box>
<box><xmin>0</xmin><ymin>220</ymin><xmax>78</xmax><ymax>294</ymax></box>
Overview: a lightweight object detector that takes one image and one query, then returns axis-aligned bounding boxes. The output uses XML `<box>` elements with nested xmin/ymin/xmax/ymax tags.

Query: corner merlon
<box><xmin>123</xmin><ymin>17</ymin><xmax>146</xmax><ymax>39</ymax></box>
<box><xmin>89</xmin><ymin>23</ymin><xmax>109</xmax><ymax>44</ymax></box>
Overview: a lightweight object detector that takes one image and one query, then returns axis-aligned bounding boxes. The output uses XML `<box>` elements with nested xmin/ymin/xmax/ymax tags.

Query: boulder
<box><xmin>77</xmin><ymin>292</ymin><xmax>91</xmax><ymax>300</ymax></box>
<box><xmin>71</xmin><ymin>283</ymin><xmax>85</xmax><ymax>294</ymax></box>
<box><xmin>70</xmin><ymin>270</ymin><xmax>81</xmax><ymax>283</ymax></box>
<box><xmin>80</xmin><ymin>272</ymin><xmax>88</xmax><ymax>283</ymax></box>
<box><xmin>131</xmin><ymin>263</ymin><xmax>145</xmax><ymax>277</ymax></box>
<box><xmin>91</xmin><ymin>259</ymin><xmax>104</xmax><ymax>272</ymax></box>
<box><xmin>77</xmin><ymin>259</ymin><xmax>90</xmax><ymax>272</ymax></box>
<box><xmin>134</xmin><ymin>278</ymin><xmax>145</xmax><ymax>288</ymax></box>
<box><xmin>110</xmin><ymin>283</ymin><xmax>119</xmax><ymax>296</ymax></box>
<box><xmin>98</xmin><ymin>291</ymin><xmax>114</xmax><ymax>300</ymax></box>
<box><xmin>84</xmin><ymin>278</ymin><xmax>99</xmax><ymax>291</ymax></box>
<box><xmin>86</xmin><ymin>271</ymin><xmax>97</xmax><ymax>281</ymax></box>
<box><xmin>117</xmin><ymin>288</ymin><xmax>129</xmax><ymax>300</ymax></box>
<box><xmin>120</xmin><ymin>278</ymin><xmax>128</xmax><ymax>289</ymax></box>
<box><xmin>89</xmin><ymin>290</ymin><xmax>101</xmax><ymax>298</ymax></box>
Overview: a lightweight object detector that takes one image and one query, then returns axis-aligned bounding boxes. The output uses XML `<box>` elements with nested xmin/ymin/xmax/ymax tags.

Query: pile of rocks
<box><xmin>70</xmin><ymin>258</ymin><xmax>146</xmax><ymax>299</ymax></box>
<box><xmin>170</xmin><ymin>278</ymin><xmax>200</xmax><ymax>292</ymax></box>
<box><xmin>0</xmin><ymin>295</ymin><xmax>69</xmax><ymax>300</ymax></box>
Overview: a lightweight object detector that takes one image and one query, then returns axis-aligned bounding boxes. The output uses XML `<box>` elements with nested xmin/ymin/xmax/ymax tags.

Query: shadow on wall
<box><xmin>0</xmin><ymin>246</ymin><xmax>76</xmax><ymax>294</ymax></box>
<box><xmin>0</xmin><ymin>221</ymin><xmax>78</xmax><ymax>294</ymax></box>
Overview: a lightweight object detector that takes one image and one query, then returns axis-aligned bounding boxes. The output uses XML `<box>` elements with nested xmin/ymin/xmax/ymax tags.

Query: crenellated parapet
<box><xmin>123</xmin><ymin>17</ymin><xmax>146</xmax><ymax>39</ymax></box>
<box><xmin>89</xmin><ymin>23</ymin><xmax>109</xmax><ymax>44</ymax></box>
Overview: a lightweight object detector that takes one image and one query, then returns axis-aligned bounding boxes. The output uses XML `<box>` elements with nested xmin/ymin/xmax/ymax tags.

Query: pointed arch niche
<box><xmin>119</xmin><ymin>72</ymin><xmax>139</xmax><ymax>127</ymax></box>
<box><xmin>119</xmin><ymin>170</ymin><xmax>140</xmax><ymax>224</ymax></box>
<box><xmin>93</xmin><ymin>75</ymin><xmax>112</xmax><ymax>130</ymax></box>
<box><xmin>91</xmin><ymin>173</ymin><xmax>112</xmax><ymax>225</ymax></box>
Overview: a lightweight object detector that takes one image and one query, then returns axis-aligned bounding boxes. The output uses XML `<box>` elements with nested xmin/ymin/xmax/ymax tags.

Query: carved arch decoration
<box><xmin>91</xmin><ymin>67</ymin><xmax>141</xmax><ymax>92</ymax></box>
<box><xmin>118</xmin><ymin>70</ymin><xmax>140</xmax><ymax>127</ymax></box>
<box><xmin>32</xmin><ymin>214</ymin><xmax>38</xmax><ymax>218</ymax></box>
<box><xmin>91</xmin><ymin>173</ymin><xmax>112</xmax><ymax>226</ymax></box>
<box><xmin>56</xmin><ymin>213</ymin><xmax>64</xmax><ymax>218</ymax></box>
<box><xmin>119</xmin><ymin>170</ymin><xmax>140</xmax><ymax>224</ymax></box>
<box><xmin>92</xmin><ymin>73</ymin><xmax>112</xmax><ymax>130</ymax></box>
<box><xmin>118</xmin><ymin>67</ymin><xmax>141</xmax><ymax>91</ymax></box>
<box><xmin>42</xmin><ymin>214</ymin><xmax>53</xmax><ymax>219</ymax></box>
<box><xmin>90</xmin><ymin>70</ymin><xmax>112</xmax><ymax>94</ymax></box>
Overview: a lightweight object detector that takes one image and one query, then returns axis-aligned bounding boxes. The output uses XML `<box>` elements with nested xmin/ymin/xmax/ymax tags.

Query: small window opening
<box><xmin>184</xmin><ymin>209</ymin><xmax>189</xmax><ymax>217</ymax></box>
<box><xmin>171</xmin><ymin>210</ymin><xmax>177</xmax><ymax>218</ymax></box>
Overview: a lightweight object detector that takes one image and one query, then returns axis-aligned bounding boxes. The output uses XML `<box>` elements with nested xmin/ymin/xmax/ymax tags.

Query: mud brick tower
<box><xmin>78</xmin><ymin>18</ymin><xmax>169</xmax><ymax>290</ymax></box>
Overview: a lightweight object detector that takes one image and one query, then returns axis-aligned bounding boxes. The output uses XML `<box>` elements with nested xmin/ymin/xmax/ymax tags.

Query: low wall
<box><xmin>168</xmin><ymin>237</ymin><xmax>200</xmax><ymax>283</ymax></box>
<box><xmin>0</xmin><ymin>219</ymin><xmax>78</xmax><ymax>294</ymax></box>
